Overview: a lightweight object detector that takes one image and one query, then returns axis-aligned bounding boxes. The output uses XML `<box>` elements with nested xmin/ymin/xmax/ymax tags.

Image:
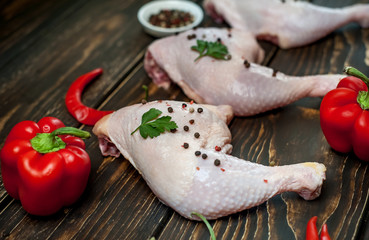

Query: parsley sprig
<box><xmin>191</xmin><ymin>212</ymin><xmax>216</xmax><ymax>240</ymax></box>
<box><xmin>131</xmin><ymin>108</ymin><xmax>178</xmax><ymax>139</ymax></box>
<box><xmin>191</xmin><ymin>39</ymin><xmax>230</xmax><ymax>62</ymax></box>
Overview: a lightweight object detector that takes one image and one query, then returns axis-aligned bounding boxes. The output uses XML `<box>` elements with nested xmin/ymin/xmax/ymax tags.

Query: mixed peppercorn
<box><xmin>149</xmin><ymin>9</ymin><xmax>194</xmax><ymax>28</ymax></box>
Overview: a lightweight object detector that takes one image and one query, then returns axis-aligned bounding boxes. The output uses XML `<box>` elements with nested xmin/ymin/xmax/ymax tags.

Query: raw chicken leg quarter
<box><xmin>204</xmin><ymin>0</ymin><xmax>369</xmax><ymax>49</ymax></box>
<box><xmin>145</xmin><ymin>28</ymin><xmax>344</xmax><ymax>117</ymax></box>
<box><xmin>93</xmin><ymin>100</ymin><xmax>326</xmax><ymax>220</ymax></box>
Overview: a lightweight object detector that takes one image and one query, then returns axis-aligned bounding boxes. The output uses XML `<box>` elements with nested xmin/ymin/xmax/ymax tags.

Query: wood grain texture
<box><xmin>1</xmin><ymin>0</ymin><xmax>369</xmax><ymax>239</ymax></box>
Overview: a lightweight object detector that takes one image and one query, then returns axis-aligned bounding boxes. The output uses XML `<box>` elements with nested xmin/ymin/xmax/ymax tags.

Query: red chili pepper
<box><xmin>320</xmin><ymin>224</ymin><xmax>331</xmax><ymax>240</ymax></box>
<box><xmin>0</xmin><ymin>117</ymin><xmax>91</xmax><ymax>216</ymax></box>
<box><xmin>306</xmin><ymin>216</ymin><xmax>331</xmax><ymax>240</ymax></box>
<box><xmin>320</xmin><ymin>66</ymin><xmax>369</xmax><ymax>161</ymax></box>
<box><xmin>306</xmin><ymin>216</ymin><xmax>319</xmax><ymax>240</ymax></box>
<box><xmin>66</xmin><ymin>68</ymin><xmax>113</xmax><ymax>125</ymax></box>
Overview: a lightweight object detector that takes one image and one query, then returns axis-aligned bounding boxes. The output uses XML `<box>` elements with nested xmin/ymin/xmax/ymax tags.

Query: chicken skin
<box><xmin>204</xmin><ymin>0</ymin><xmax>369</xmax><ymax>49</ymax></box>
<box><xmin>144</xmin><ymin>28</ymin><xmax>344</xmax><ymax>116</ymax></box>
<box><xmin>93</xmin><ymin>100</ymin><xmax>326</xmax><ymax>220</ymax></box>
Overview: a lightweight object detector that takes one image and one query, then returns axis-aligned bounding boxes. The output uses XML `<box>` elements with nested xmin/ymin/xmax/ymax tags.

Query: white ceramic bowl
<box><xmin>137</xmin><ymin>0</ymin><xmax>203</xmax><ymax>38</ymax></box>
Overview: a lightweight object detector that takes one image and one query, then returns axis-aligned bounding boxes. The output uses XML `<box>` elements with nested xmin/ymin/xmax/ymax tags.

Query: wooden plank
<box><xmin>0</xmin><ymin>0</ymin><xmax>154</xmax><ymax>130</ymax></box>
<box><xmin>157</xmin><ymin>1</ymin><xmax>369</xmax><ymax>239</ymax></box>
<box><xmin>1</xmin><ymin>0</ymin><xmax>369</xmax><ymax>239</ymax></box>
<box><xmin>265</xmin><ymin>2</ymin><xmax>369</xmax><ymax>239</ymax></box>
<box><xmin>0</xmin><ymin>0</ymin><xmax>155</xmax><ymax>238</ymax></box>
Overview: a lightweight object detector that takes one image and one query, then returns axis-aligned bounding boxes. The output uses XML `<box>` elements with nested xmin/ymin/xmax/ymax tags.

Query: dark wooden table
<box><xmin>1</xmin><ymin>0</ymin><xmax>369</xmax><ymax>239</ymax></box>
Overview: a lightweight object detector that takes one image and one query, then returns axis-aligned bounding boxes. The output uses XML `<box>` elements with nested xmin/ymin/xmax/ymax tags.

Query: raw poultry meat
<box><xmin>144</xmin><ymin>28</ymin><xmax>344</xmax><ymax>116</ymax></box>
<box><xmin>203</xmin><ymin>0</ymin><xmax>369</xmax><ymax>49</ymax></box>
<box><xmin>93</xmin><ymin>100</ymin><xmax>326</xmax><ymax>220</ymax></box>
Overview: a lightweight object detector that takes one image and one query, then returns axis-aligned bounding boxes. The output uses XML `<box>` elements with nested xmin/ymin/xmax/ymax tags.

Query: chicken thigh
<box><xmin>204</xmin><ymin>0</ymin><xmax>369</xmax><ymax>49</ymax></box>
<box><xmin>93</xmin><ymin>100</ymin><xmax>326</xmax><ymax>220</ymax></box>
<box><xmin>144</xmin><ymin>28</ymin><xmax>344</xmax><ymax>116</ymax></box>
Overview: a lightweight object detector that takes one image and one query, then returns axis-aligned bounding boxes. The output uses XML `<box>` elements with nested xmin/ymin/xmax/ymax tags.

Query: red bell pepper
<box><xmin>306</xmin><ymin>216</ymin><xmax>331</xmax><ymax>240</ymax></box>
<box><xmin>0</xmin><ymin>116</ymin><xmax>91</xmax><ymax>216</ymax></box>
<box><xmin>320</xmin><ymin>66</ymin><xmax>369</xmax><ymax>161</ymax></box>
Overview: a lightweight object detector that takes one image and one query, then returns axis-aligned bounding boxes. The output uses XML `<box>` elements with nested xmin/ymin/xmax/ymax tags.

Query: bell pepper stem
<box><xmin>51</xmin><ymin>127</ymin><xmax>91</xmax><ymax>139</ymax></box>
<box><xmin>344</xmin><ymin>66</ymin><xmax>369</xmax><ymax>110</ymax></box>
<box><xmin>31</xmin><ymin>127</ymin><xmax>90</xmax><ymax>153</ymax></box>
<box><xmin>344</xmin><ymin>66</ymin><xmax>369</xmax><ymax>88</ymax></box>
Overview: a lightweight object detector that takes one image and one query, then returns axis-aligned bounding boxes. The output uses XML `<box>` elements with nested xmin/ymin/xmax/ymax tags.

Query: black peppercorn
<box><xmin>272</xmin><ymin>69</ymin><xmax>278</xmax><ymax>77</ymax></box>
<box><xmin>184</xmin><ymin>125</ymin><xmax>189</xmax><ymax>131</ymax></box>
<box><xmin>187</xmin><ymin>34</ymin><xmax>196</xmax><ymax>40</ymax></box>
<box><xmin>168</xmin><ymin>107</ymin><xmax>173</xmax><ymax>113</ymax></box>
<box><xmin>202</xmin><ymin>154</ymin><xmax>207</xmax><ymax>159</ymax></box>
<box><xmin>214</xmin><ymin>159</ymin><xmax>221</xmax><ymax>166</ymax></box>
<box><xmin>197</xmin><ymin>108</ymin><xmax>203</xmax><ymax>113</ymax></box>
<box><xmin>170</xmin><ymin>128</ymin><xmax>177</xmax><ymax>133</ymax></box>
<box><xmin>244</xmin><ymin>60</ymin><xmax>250</xmax><ymax>68</ymax></box>
<box><xmin>183</xmin><ymin>143</ymin><xmax>189</xmax><ymax>149</ymax></box>
<box><xmin>195</xmin><ymin>151</ymin><xmax>201</xmax><ymax>156</ymax></box>
<box><xmin>194</xmin><ymin>132</ymin><xmax>200</xmax><ymax>138</ymax></box>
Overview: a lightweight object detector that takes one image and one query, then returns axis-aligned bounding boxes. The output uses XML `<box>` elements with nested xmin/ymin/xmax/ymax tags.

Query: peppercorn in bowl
<box><xmin>137</xmin><ymin>0</ymin><xmax>203</xmax><ymax>37</ymax></box>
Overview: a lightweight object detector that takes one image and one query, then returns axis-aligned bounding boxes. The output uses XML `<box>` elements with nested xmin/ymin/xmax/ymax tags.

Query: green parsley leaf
<box><xmin>191</xmin><ymin>39</ymin><xmax>207</xmax><ymax>55</ymax></box>
<box><xmin>191</xmin><ymin>39</ymin><xmax>230</xmax><ymax>62</ymax></box>
<box><xmin>141</xmin><ymin>108</ymin><xmax>161</xmax><ymax>124</ymax></box>
<box><xmin>131</xmin><ymin>108</ymin><xmax>178</xmax><ymax>139</ymax></box>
